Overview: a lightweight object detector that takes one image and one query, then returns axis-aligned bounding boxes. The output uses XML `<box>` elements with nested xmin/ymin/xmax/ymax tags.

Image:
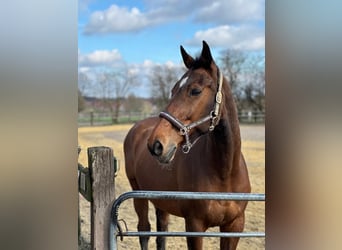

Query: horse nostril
<box><xmin>152</xmin><ymin>140</ymin><xmax>163</xmax><ymax>157</ymax></box>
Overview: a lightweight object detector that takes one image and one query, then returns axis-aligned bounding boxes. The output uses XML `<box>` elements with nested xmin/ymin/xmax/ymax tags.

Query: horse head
<box><xmin>147</xmin><ymin>41</ymin><xmax>225</xmax><ymax>164</ymax></box>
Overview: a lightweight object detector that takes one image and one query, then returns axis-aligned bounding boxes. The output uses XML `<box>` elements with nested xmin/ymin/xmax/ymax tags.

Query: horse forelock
<box><xmin>178</xmin><ymin>71</ymin><xmax>189</xmax><ymax>88</ymax></box>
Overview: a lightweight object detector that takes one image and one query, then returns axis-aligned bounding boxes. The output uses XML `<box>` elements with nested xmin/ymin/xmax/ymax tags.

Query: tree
<box><xmin>78</xmin><ymin>71</ymin><xmax>92</xmax><ymax>97</ymax></box>
<box><xmin>78</xmin><ymin>88</ymin><xmax>85</xmax><ymax>113</ymax></box>
<box><xmin>242</xmin><ymin>55</ymin><xmax>265</xmax><ymax>112</ymax></box>
<box><xmin>96</xmin><ymin>67</ymin><xmax>138</xmax><ymax>123</ymax></box>
<box><xmin>149</xmin><ymin>64</ymin><xmax>182</xmax><ymax>111</ymax></box>
<box><xmin>124</xmin><ymin>94</ymin><xmax>144</xmax><ymax>113</ymax></box>
<box><xmin>97</xmin><ymin>71</ymin><xmax>112</xmax><ymax>112</ymax></box>
<box><xmin>219</xmin><ymin>49</ymin><xmax>247</xmax><ymax>111</ymax></box>
<box><xmin>219</xmin><ymin>49</ymin><xmax>265</xmax><ymax>112</ymax></box>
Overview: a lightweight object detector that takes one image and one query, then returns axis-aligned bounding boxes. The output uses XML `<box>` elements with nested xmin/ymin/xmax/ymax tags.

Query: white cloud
<box><xmin>144</xmin><ymin>0</ymin><xmax>264</xmax><ymax>24</ymax></box>
<box><xmin>187</xmin><ymin>25</ymin><xmax>264</xmax><ymax>50</ymax></box>
<box><xmin>142</xmin><ymin>59</ymin><xmax>156</xmax><ymax>69</ymax></box>
<box><xmin>194</xmin><ymin>0</ymin><xmax>264</xmax><ymax>24</ymax></box>
<box><xmin>79</xmin><ymin>49</ymin><xmax>123</xmax><ymax>67</ymax></box>
<box><xmin>83</xmin><ymin>1</ymin><xmax>264</xmax><ymax>34</ymax></box>
<box><xmin>165</xmin><ymin>60</ymin><xmax>178</xmax><ymax>69</ymax></box>
<box><xmin>79</xmin><ymin>0</ymin><xmax>95</xmax><ymax>13</ymax></box>
<box><xmin>127</xmin><ymin>60</ymin><xmax>184</xmax><ymax>83</ymax></box>
<box><xmin>140</xmin><ymin>60</ymin><xmax>184</xmax><ymax>73</ymax></box>
<box><xmin>84</xmin><ymin>5</ymin><xmax>151</xmax><ymax>34</ymax></box>
<box><xmin>78</xmin><ymin>67</ymin><xmax>91</xmax><ymax>73</ymax></box>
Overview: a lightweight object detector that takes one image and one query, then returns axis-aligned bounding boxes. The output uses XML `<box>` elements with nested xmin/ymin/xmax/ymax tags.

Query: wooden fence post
<box><xmin>90</xmin><ymin>111</ymin><xmax>94</xmax><ymax>126</ymax></box>
<box><xmin>88</xmin><ymin>146</ymin><xmax>115</xmax><ymax>250</ymax></box>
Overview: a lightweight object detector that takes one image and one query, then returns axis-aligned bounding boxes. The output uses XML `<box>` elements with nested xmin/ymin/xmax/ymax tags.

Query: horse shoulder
<box><xmin>125</xmin><ymin>117</ymin><xmax>158</xmax><ymax>150</ymax></box>
<box><xmin>231</xmin><ymin>152</ymin><xmax>251</xmax><ymax>193</ymax></box>
<box><xmin>124</xmin><ymin>117</ymin><xmax>159</xmax><ymax>177</ymax></box>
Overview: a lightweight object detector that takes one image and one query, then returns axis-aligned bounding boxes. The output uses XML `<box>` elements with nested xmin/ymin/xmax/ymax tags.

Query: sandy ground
<box><xmin>78</xmin><ymin>124</ymin><xmax>265</xmax><ymax>249</ymax></box>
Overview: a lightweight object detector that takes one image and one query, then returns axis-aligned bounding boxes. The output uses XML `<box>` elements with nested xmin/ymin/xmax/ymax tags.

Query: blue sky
<box><xmin>78</xmin><ymin>0</ymin><xmax>265</xmax><ymax>97</ymax></box>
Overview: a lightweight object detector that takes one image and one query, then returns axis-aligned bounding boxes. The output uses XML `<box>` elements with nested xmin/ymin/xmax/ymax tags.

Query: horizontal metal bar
<box><xmin>112</xmin><ymin>191</ymin><xmax>265</xmax><ymax>215</ymax></box>
<box><xmin>121</xmin><ymin>231</ymin><xmax>265</xmax><ymax>238</ymax></box>
<box><xmin>110</xmin><ymin>191</ymin><xmax>265</xmax><ymax>250</ymax></box>
<box><xmin>125</xmin><ymin>190</ymin><xmax>265</xmax><ymax>200</ymax></box>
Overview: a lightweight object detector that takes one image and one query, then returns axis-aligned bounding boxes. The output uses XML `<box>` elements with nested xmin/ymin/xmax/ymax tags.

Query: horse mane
<box><xmin>220</xmin><ymin>76</ymin><xmax>242</xmax><ymax>159</ymax></box>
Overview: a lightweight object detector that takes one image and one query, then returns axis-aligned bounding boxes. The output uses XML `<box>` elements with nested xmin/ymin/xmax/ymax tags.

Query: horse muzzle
<box><xmin>147</xmin><ymin>138</ymin><xmax>178</xmax><ymax>164</ymax></box>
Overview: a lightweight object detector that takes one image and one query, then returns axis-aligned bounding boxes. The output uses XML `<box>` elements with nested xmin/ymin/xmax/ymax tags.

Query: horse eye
<box><xmin>190</xmin><ymin>88</ymin><xmax>202</xmax><ymax>96</ymax></box>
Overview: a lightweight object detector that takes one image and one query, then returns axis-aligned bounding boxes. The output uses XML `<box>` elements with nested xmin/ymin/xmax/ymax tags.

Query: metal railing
<box><xmin>109</xmin><ymin>191</ymin><xmax>265</xmax><ymax>250</ymax></box>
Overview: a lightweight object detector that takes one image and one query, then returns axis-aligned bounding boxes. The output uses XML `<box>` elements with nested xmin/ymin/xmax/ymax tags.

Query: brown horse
<box><xmin>124</xmin><ymin>41</ymin><xmax>251</xmax><ymax>250</ymax></box>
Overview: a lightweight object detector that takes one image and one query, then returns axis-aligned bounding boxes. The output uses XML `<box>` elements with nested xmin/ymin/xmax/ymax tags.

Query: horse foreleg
<box><xmin>134</xmin><ymin>198</ymin><xmax>151</xmax><ymax>250</ymax></box>
<box><xmin>219</xmin><ymin>214</ymin><xmax>245</xmax><ymax>250</ymax></box>
<box><xmin>155</xmin><ymin>208</ymin><xmax>169</xmax><ymax>250</ymax></box>
<box><xmin>185</xmin><ymin>218</ymin><xmax>206</xmax><ymax>250</ymax></box>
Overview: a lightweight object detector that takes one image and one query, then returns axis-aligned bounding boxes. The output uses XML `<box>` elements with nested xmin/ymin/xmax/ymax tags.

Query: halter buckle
<box><xmin>180</xmin><ymin>127</ymin><xmax>188</xmax><ymax>136</ymax></box>
<box><xmin>216</xmin><ymin>92</ymin><xmax>222</xmax><ymax>104</ymax></box>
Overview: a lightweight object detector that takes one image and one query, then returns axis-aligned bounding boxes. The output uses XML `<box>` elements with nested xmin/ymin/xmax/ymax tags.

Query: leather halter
<box><xmin>159</xmin><ymin>68</ymin><xmax>223</xmax><ymax>153</ymax></box>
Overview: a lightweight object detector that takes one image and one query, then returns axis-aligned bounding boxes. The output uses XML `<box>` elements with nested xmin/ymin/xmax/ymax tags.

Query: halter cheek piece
<box><xmin>159</xmin><ymin>68</ymin><xmax>223</xmax><ymax>154</ymax></box>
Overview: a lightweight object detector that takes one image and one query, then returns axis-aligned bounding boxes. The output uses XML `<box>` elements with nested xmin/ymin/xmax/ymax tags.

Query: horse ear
<box><xmin>199</xmin><ymin>40</ymin><xmax>213</xmax><ymax>68</ymax></box>
<box><xmin>180</xmin><ymin>45</ymin><xmax>194</xmax><ymax>69</ymax></box>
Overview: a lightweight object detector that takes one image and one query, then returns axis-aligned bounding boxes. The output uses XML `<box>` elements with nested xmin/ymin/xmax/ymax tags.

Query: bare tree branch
<box><xmin>96</xmin><ymin>66</ymin><xmax>139</xmax><ymax>123</ymax></box>
<box><xmin>219</xmin><ymin>49</ymin><xmax>265</xmax><ymax>112</ymax></box>
<box><xmin>149</xmin><ymin>64</ymin><xmax>182</xmax><ymax>111</ymax></box>
<box><xmin>219</xmin><ymin>49</ymin><xmax>247</xmax><ymax>111</ymax></box>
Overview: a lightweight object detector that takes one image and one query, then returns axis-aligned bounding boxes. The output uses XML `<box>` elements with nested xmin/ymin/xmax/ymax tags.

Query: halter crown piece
<box><xmin>159</xmin><ymin>68</ymin><xmax>224</xmax><ymax>153</ymax></box>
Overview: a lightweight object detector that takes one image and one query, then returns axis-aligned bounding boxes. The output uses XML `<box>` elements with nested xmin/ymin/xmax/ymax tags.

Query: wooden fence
<box><xmin>78</xmin><ymin>146</ymin><xmax>117</xmax><ymax>250</ymax></box>
<box><xmin>78</xmin><ymin>111</ymin><xmax>265</xmax><ymax>126</ymax></box>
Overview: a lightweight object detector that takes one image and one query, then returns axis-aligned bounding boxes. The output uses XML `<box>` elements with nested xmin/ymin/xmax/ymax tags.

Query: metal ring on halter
<box><xmin>209</xmin><ymin>125</ymin><xmax>215</xmax><ymax>132</ymax></box>
<box><xmin>208</xmin><ymin>111</ymin><xmax>218</xmax><ymax>131</ymax></box>
<box><xmin>182</xmin><ymin>144</ymin><xmax>191</xmax><ymax>154</ymax></box>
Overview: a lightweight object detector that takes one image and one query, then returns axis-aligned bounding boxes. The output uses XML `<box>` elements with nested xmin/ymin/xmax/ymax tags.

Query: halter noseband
<box><xmin>159</xmin><ymin>68</ymin><xmax>223</xmax><ymax>154</ymax></box>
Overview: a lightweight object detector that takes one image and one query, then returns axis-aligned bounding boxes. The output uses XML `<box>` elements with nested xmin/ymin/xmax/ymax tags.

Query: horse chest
<box><xmin>175</xmin><ymin>161</ymin><xmax>226</xmax><ymax>190</ymax></box>
<box><xmin>179</xmin><ymin>199</ymin><xmax>240</xmax><ymax>226</ymax></box>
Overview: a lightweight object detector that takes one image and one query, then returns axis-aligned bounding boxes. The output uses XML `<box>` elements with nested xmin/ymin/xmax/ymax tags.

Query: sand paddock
<box><xmin>78</xmin><ymin>124</ymin><xmax>265</xmax><ymax>249</ymax></box>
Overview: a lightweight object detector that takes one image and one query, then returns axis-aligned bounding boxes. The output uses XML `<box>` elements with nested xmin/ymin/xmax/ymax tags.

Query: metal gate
<box><xmin>109</xmin><ymin>191</ymin><xmax>265</xmax><ymax>250</ymax></box>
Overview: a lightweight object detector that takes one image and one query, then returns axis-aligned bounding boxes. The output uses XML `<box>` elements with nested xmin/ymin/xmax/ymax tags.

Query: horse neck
<box><xmin>210</xmin><ymin>79</ymin><xmax>242</xmax><ymax>179</ymax></box>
